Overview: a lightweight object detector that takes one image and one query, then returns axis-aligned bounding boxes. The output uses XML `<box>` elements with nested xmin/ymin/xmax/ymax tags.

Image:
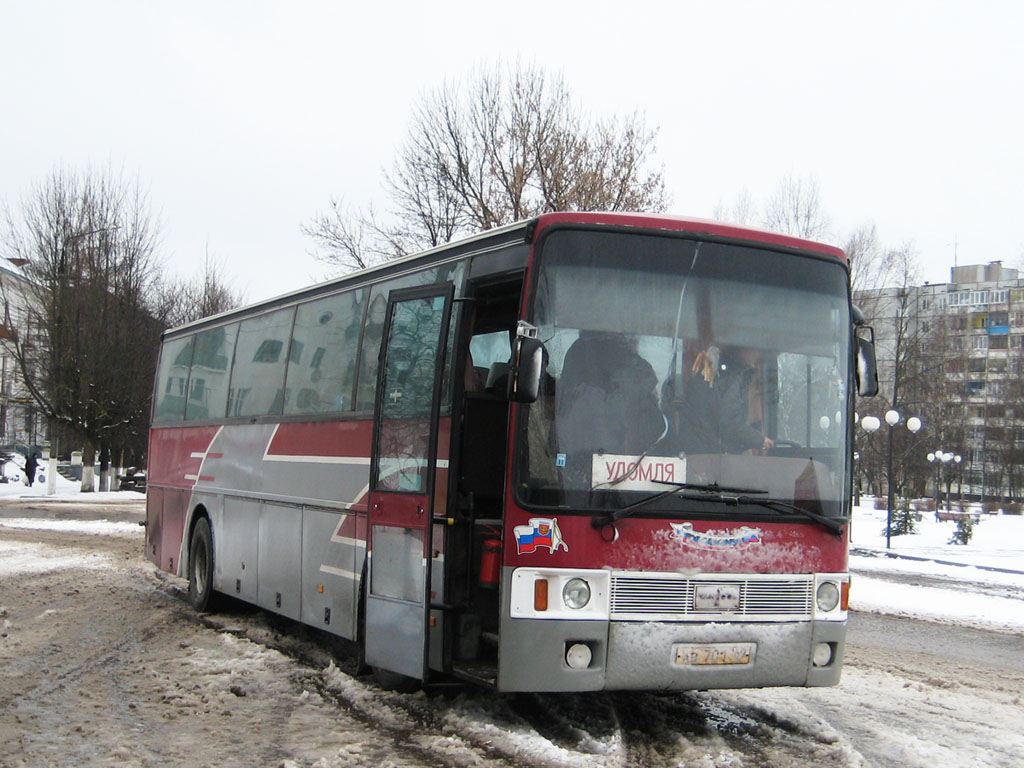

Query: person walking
<box><xmin>25</xmin><ymin>452</ymin><xmax>38</xmax><ymax>485</ymax></box>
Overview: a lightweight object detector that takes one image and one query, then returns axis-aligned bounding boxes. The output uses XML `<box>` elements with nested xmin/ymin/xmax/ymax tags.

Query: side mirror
<box><xmin>855</xmin><ymin>324</ymin><xmax>879</xmax><ymax>397</ymax></box>
<box><xmin>507</xmin><ymin>336</ymin><xmax>544</xmax><ymax>403</ymax></box>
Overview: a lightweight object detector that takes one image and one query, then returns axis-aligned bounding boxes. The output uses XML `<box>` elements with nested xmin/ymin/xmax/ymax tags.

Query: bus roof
<box><xmin>165</xmin><ymin>211</ymin><xmax>846</xmax><ymax>337</ymax></box>
<box><xmin>532</xmin><ymin>211</ymin><xmax>847</xmax><ymax>262</ymax></box>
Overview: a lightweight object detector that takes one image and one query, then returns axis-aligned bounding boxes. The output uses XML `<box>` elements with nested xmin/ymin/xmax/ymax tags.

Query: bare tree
<box><xmin>1</xmin><ymin>167</ymin><xmax>162</xmax><ymax>491</ymax></box>
<box><xmin>300</xmin><ymin>199</ymin><xmax>400</xmax><ymax>273</ymax></box>
<box><xmin>306</xmin><ymin>62</ymin><xmax>669</xmax><ymax>273</ymax></box>
<box><xmin>854</xmin><ymin>245</ymin><xmax>936</xmax><ymax>518</ymax></box>
<box><xmin>713</xmin><ymin>188</ymin><xmax>758</xmax><ymax>227</ymax></box>
<box><xmin>846</xmin><ymin>223</ymin><xmax>890</xmax><ymax>295</ymax></box>
<box><xmin>762</xmin><ymin>174</ymin><xmax>830</xmax><ymax>240</ymax></box>
<box><xmin>153</xmin><ymin>251</ymin><xmax>245</xmax><ymax>329</ymax></box>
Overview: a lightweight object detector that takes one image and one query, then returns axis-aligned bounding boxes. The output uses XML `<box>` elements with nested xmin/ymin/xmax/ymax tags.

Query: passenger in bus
<box><xmin>555</xmin><ymin>332</ymin><xmax>665</xmax><ymax>486</ymax></box>
<box><xmin>679</xmin><ymin>345</ymin><xmax>773</xmax><ymax>455</ymax></box>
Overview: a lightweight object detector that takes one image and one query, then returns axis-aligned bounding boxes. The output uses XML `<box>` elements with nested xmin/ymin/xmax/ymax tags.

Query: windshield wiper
<box><xmin>651</xmin><ymin>480</ymin><xmax>768</xmax><ymax>494</ymax></box>
<box><xmin>731</xmin><ymin>496</ymin><xmax>846</xmax><ymax>538</ymax></box>
<box><xmin>591</xmin><ymin>481</ymin><xmax>768</xmax><ymax>528</ymax></box>
<box><xmin>591</xmin><ymin>483</ymin><xmax>844</xmax><ymax>538</ymax></box>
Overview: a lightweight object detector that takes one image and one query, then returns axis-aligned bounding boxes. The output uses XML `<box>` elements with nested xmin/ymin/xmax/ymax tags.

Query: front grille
<box><xmin>610</xmin><ymin>572</ymin><xmax>814</xmax><ymax>622</ymax></box>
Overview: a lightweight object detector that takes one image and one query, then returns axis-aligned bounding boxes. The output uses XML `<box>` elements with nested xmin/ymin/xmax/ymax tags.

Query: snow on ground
<box><xmin>848</xmin><ymin>499</ymin><xmax>1024</xmax><ymax>634</ymax></box>
<box><xmin>0</xmin><ymin>454</ymin><xmax>139</xmax><ymax>502</ymax></box>
<box><xmin>1</xmin><ymin>483</ymin><xmax>1021</xmax><ymax>767</ymax></box>
<box><xmin>0</xmin><ymin>518</ymin><xmax>141</xmax><ymax>536</ymax></box>
<box><xmin>849</xmin><ymin>498</ymin><xmax>1023</xmax><ymax>570</ymax></box>
<box><xmin>0</xmin><ymin>539</ymin><xmax>118</xmax><ymax>577</ymax></box>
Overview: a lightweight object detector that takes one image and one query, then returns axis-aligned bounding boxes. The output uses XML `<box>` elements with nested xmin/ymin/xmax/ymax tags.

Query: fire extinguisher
<box><xmin>479</xmin><ymin>538</ymin><xmax>502</xmax><ymax>587</ymax></box>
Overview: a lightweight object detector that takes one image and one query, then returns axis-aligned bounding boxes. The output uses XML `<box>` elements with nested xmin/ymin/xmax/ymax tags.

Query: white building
<box><xmin>0</xmin><ymin>257</ymin><xmax>48</xmax><ymax>454</ymax></box>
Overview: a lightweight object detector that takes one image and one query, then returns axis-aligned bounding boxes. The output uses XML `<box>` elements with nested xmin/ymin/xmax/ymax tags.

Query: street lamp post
<box><xmin>928</xmin><ymin>451</ymin><xmax>963</xmax><ymax>512</ymax></box>
<box><xmin>861</xmin><ymin>409</ymin><xmax>922</xmax><ymax>548</ymax></box>
<box><xmin>927</xmin><ymin>452</ymin><xmax>941</xmax><ymax>513</ymax></box>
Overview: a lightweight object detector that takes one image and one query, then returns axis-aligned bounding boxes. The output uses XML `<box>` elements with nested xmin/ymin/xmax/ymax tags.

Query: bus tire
<box><xmin>189</xmin><ymin>517</ymin><xmax>218</xmax><ymax>612</ymax></box>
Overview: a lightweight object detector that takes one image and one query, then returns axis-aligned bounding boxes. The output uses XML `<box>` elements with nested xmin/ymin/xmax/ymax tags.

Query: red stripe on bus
<box><xmin>266</xmin><ymin>420</ymin><xmax>373</xmax><ymax>458</ymax></box>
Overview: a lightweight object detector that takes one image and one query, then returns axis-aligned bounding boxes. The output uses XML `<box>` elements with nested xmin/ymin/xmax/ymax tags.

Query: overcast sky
<box><xmin>2</xmin><ymin>1</ymin><xmax>1022</xmax><ymax>303</ymax></box>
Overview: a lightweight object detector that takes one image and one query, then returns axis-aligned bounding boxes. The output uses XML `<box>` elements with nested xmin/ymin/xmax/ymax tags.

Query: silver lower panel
<box><xmin>498</xmin><ymin>611</ymin><xmax>844</xmax><ymax>692</ymax></box>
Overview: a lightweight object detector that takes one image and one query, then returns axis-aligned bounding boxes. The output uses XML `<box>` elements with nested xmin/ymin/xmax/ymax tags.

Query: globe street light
<box><xmin>861</xmin><ymin>409</ymin><xmax>922</xmax><ymax>548</ymax></box>
<box><xmin>951</xmin><ymin>453</ymin><xmax>962</xmax><ymax>506</ymax></box>
<box><xmin>930</xmin><ymin>451</ymin><xmax>962</xmax><ymax>512</ymax></box>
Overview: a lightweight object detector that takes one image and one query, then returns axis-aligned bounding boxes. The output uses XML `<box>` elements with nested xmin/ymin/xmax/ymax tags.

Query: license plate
<box><xmin>672</xmin><ymin>642</ymin><xmax>756</xmax><ymax>666</ymax></box>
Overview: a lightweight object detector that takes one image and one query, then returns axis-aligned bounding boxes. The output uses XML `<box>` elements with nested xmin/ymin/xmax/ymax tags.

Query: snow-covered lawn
<box><xmin>849</xmin><ymin>499</ymin><xmax>1024</xmax><ymax>633</ymax></box>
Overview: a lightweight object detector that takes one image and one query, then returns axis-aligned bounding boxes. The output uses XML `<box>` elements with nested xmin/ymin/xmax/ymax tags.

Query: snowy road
<box><xmin>1</xmin><ymin>497</ymin><xmax>1022</xmax><ymax>767</ymax></box>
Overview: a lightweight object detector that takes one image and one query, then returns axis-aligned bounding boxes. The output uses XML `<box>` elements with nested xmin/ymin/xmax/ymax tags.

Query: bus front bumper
<box><xmin>497</xmin><ymin>618</ymin><xmax>845</xmax><ymax>692</ymax></box>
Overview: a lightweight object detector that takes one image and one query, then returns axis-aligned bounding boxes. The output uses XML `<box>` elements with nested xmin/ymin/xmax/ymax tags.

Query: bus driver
<box><xmin>679</xmin><ymin>345</ymin><xmax>774</xmax><ymax>455</ymax></box>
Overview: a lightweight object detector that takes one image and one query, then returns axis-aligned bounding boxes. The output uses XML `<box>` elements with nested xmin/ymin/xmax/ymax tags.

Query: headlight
<box><xmin>816</xmin><ymin>581</ymin><xmax>840</xmax><ymax>612</ymax></box>
<box><xmin>562</xmin><ymin>578</ymin><xmax>591</xmax><ymax>609</ymax></box>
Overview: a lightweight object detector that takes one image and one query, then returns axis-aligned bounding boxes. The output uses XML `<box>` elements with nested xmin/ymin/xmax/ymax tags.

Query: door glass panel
<box><xmin>375</xmin><ymin>295</ymin><xmax>447</xmax><ymax>492</ymax></box>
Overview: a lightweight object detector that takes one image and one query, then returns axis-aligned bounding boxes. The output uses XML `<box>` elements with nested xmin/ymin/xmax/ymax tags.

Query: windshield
<box><xmin>516</xmin><ymin>229</ymin><xmax>853</xmax><ymax>517</ymax></box>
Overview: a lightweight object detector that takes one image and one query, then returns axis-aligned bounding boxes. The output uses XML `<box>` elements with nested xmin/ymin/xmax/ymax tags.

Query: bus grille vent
<box><xmin>610</xmin><ymin>573</ymin><xmax>814</xmax><ymax>622</ymax></box>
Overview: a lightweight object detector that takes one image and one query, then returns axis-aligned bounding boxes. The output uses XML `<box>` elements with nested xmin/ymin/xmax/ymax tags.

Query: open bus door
<box><xmin>365</xmin><ymin>284</ymin><xmax>454</xmax><ymax>682</ymax></box>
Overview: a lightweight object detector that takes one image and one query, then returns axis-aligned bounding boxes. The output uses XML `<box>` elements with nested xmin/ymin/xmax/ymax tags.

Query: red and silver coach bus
<box><xmin>145</xmin><ymin>211</ymin><xmax>879</xmax><ymax>692</ymax></box>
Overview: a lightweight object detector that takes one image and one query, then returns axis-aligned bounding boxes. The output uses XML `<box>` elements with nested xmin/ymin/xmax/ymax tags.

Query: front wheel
<box><xmin>189</xmin><ymin>517</ymin><xmax>218</xmax><ymax>612</ymax></box>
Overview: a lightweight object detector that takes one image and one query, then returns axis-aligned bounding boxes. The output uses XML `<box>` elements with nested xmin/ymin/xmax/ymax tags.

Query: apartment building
<box><xmin>856</xmin><ymin>261</ymin><xmax>1024</xmax><ymax>501</ymax></box>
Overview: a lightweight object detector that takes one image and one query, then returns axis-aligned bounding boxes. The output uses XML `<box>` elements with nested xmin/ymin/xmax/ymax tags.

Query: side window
<box><xmin>469</xmin><ymin>330</ymin><xmax>512</xmax><ymax>373</ymax></box>
<box><xmin>285</xmin><ymin>288</ymin><xmax>366</xmax><ymax>415</ymax></box>
<box><xmin>186</xmin><ymin>323</ymin><xmax>238</xmax><ymax>420</ymax></box>
<box><xmin>152</xmin><ymin>336</ymin><xmax>193</xmax><ymax>424</ymax></box>
<box><xmin>228</xmin><ymin>307</ymin><xmax>295</xmax><ymax>417</ymax></box>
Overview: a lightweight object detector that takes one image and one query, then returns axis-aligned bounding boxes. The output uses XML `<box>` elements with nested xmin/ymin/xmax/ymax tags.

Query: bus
<box><xmin>145</xmin><ymin>211</ymin><xmax>879</xmax><ymax>692</ymax></box>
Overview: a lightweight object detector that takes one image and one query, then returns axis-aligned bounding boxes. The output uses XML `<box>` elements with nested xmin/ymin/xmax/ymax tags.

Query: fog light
<box><xmin>812</xmin><ymin>642</ymin><xmax>833</xmax><ymax>667</ymax></box>
<box><xmin>562</xmin><ymin>578</ymin><xmax>591</xmax><ymax>609</ymax></box>
<box><xmin>566</xmin><ymin>643</ymin><xmax>592</xmax><ymax>670</ymax></box>
<box><xmin>816</xmin><ymin>581</ymin><xmax>840</xmax><ymax>612</ymax></box>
